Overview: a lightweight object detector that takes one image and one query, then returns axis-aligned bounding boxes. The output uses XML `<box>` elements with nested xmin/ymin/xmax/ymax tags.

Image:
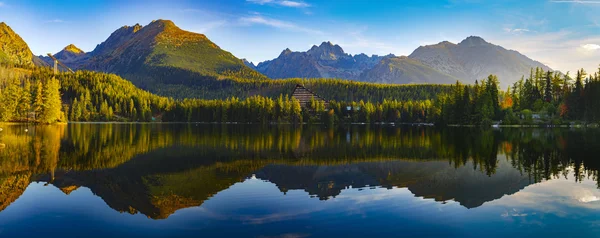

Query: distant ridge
<box><xmin>256</xmin><ymin>42</ymin><xmax>394</xmax><ymax>80</ymax></box>
<box><xmin>40</xmin><ymin>44</ymin><xmax>89</xmax><ymax>69</ymax></box>
<box><xmin>257</xmin><ymin>36</ymin><xmax>553</xmax><ymax>86</ymax></box>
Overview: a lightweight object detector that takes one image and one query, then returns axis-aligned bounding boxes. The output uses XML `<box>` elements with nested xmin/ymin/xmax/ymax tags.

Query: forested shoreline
<box><xmin>1</xmin><ymin>64</ymin><xmax>599</xmax><ymax>126</ymax></box>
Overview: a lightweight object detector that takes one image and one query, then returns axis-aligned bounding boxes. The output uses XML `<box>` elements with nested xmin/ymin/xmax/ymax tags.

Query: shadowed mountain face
<box><xmin>254</xmin><ymin>159</ymin><xmax>532</xmax><ymax>208</ymax></box>
<box><xmin>256</xmin><ymin>42</ymin><xmax>393</xmax><ymax>80</ymax></box>
<box><xmin>408</xmin><ymin>36</ymin><xmax>552</xmax><ymax>87</ymax></box>
<box><xmin>359</xmin><ymin>56</ymin><xmax>461</xmax><ymax>84</ymax></box>
<box><xmin>257</xmin><ymin>37</ymin><xmax>552</xmax><ymax>86</ymax></box>
<box><xmin>40</xmin><ymin>44</ymin><xmax>89</xmax><ymax>69</ymax></box>
<box><xmin>1</xmin><ymin>124</ymin><xmax>599</xmax><ymax>219</ymax></box>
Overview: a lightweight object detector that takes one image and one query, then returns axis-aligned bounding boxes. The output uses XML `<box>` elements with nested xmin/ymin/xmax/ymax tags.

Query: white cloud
<box><xmin>239</xmin><ymin>15</ymin><xmax>322</xmax><ymax>35</ymax></box>
<box><xmin>248</xmin><ymin>0</ymin><xmax>273</xmax><ymax>4</ymax></box>
<box><xmin>247</xmin><ymin>0</ymin><xmax>310</xmax><ymax>8</ymax></box>
<box><xmin>492</xmin><ymin>30</ymin><xmax>600</xmax><ymax>75</ymax></box>
<box><xmin>329</xmin><ymin>27</ymin><xmax>401</xmax><ymax>56</ymax></box>
<box><xmin>45</xmin><ymin>19</ymin><xmax>65</xmax><ymax>23</ymax></box>
<box><xmin>279</xmin><ymin>0</ymin><xmax>310</xmax><ymax>7</ymax></box>
<box><xmin>0</xmin><ymin>2</ymin><xmax>4</xmax><ymax>7</ymax></box>
<box><xmin>503</xmin><ymin>28</ymin><xmax>531</xmax><ymax>34</ymax></box>
<box><xmin>550</xmin><ymin>0</ymin><xmax>600</xmax><ymax>4</ymax></box>
<box><xmin>581</xmin><ymin>43</ymin><xmax>600</xmax><ymax>51</ymax></box>
<box><xmin>192</xmin><ymin>20</ymin><xmax>227</xmax><ymax>34</ymax></box>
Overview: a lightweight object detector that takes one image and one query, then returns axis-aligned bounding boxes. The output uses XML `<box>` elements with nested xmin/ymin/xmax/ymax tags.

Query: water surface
<box><xmin>0</xmin><ymin>124</ymin><xmax>599</xmax><ymax>237</ymax></box>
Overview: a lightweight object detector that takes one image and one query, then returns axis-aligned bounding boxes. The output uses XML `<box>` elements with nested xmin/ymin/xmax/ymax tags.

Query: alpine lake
<box><xmin>1</xmin><ymin>123</ymin><xmax>599</xmax><ymax>237</ymax></box>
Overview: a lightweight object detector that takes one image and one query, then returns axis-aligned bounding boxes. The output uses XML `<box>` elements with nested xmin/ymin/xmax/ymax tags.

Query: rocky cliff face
<box><xmin>409</xmin><ymin>36</ymin><xmax>552</xmax><ymax>87</ymax></box>
<box><xmin>40</xmin><ymin>44</ymin><xmax>89</xmax><ymax>69</ymax></box>
<box><xmin>0</xmin><ymin>22</ymin><xmax>40</xmax><ymax>67</ymax></box>
<box><xmin>256</xmin><ymin>42</ymin><xmax>394</xmax><ymax>80</ymax></box>
<box><xmin>360</xmin><ymin>56</ymin><xmax>460</xmax><ymax>84</ymax></box>
<box><xmin>257</xmin><ymin>36</ymin><xmax>552</xmax><ymax>86</ymax></box>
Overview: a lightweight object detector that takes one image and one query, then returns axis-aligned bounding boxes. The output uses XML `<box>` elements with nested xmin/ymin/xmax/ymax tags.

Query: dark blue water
<box><xmin>0</xmin><ymin>124</ymin><xmax>599</xmax><ymax>237</ymax></box>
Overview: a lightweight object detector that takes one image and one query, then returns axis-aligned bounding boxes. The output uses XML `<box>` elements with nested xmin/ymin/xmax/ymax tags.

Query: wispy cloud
<box><xmin>326</xmin><ymin>26</ymin><xmax>403</xmax><ymax>57</ymax></box>
<box><xmin>45</xmin><ymin>19</ymin><xmax>65</xmax><ymax>23</ymax></box>
<box><xmin>0</xmin><ymin>2</ymin><xmax>4</xmax><ymax>7</ymax></box>
<box><xmin>581</xmin><ymin>43</ymin><xmax>600</xmax><ymax>51</ymax></box>
<box><xmin>503</xmin><ymin>28</ymin><xmax>531</xmax><ymax>34</ymax></box>
<box><xmin>247</xmin><ymin>0</ymin><xmax>310</xmax><ymax>8</ymax></box>
<box><xmin>550</xmin><ymin>0</ymin><xmax>600</xmax><ymax>4</ymax></box>
<box><xmin>239</xmin><ymin>15</ymin><xmax>322</xmax><ymax>34</ymax></box>
<box><xmin>493</xmin><ymin>30</ymin><xmax>600</xmax><ymax>74</ymax></box>
<box><xmin>279</xmin><ymin>0</ymin><xmax>309</xmax><ymax>7</ymax></box>
<box><xmin>192</xmin><ymin>20</ymin><xmax>228</xmax><ymax>34</ymax></box>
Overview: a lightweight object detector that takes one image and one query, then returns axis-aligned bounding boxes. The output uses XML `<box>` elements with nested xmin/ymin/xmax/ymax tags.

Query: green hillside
<box><xmin>0</xmin><ymin>22</ymin><xmax>35</xmax><ymax>68</ymax></box>
<box><xmin>82</xmin><ymin>20</ymin><xmax>267</xmax><ymax>97</ymax></box>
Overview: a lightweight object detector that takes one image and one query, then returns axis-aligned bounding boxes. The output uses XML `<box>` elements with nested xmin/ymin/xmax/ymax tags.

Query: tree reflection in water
<box><xmin>0</xmin><ymin>124</ymin><xmax>598</xmax><ymax>218</ymax></box>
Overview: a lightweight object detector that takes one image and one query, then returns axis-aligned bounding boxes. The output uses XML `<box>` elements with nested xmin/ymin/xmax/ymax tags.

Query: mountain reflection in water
<box><xmin>0</xmin><ymin>124</ymin><xmax>599</xmax><ymax>232</ymax></box>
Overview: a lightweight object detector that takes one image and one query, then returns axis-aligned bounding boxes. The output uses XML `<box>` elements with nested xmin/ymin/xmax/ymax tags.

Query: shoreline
<box><xmin>0</xmin><ymin>121</ymin><xmax>598</xmax><ymax>128</ymax></box>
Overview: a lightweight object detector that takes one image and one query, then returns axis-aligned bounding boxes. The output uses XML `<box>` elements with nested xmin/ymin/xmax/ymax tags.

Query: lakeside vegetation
<box><xmin>441</xmin><ymin>67</ymin><xmax>600</xmax><ymax>126</ymax></box>
<box><xmin>1</xmin><ymin>63</ymin><xmax>600</xmax><ymax>125</ymax></box>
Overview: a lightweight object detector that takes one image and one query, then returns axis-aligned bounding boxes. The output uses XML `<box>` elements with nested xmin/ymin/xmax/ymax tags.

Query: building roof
<box><xmin>291</xmin><ymin>84</ymin><xmax>328</xmax><ymax>108</ymax></box>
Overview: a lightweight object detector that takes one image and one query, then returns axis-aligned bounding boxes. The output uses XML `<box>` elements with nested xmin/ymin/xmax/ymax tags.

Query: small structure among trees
<box><xmin>291</xmin><ymin>84</ymin><xmax>329</xmax><ymax>109</ymax></box>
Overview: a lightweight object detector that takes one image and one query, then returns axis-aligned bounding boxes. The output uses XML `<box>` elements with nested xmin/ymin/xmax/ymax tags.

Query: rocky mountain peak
<box><xmin>280</xmin><ymin>48</ymin><xmax>293</xmax><ymax>56</ymax></box>
<box><xmin>0</xmin><ymin>21</ymin><xmax>35</xmax><ymax>67</ymax></box>
<box><xmin>242</xmin><ymin>58</ymin><xmax>256</xmax><ymax>69</ymax></box>
<box><xmin>458</xmin><ymin>36</ymin><xmax>490</xmax><ymax>47</ymax></box>
<box><xmin>148</xmin><ymin>19</ymin><xmax>177</xmax><ymax>30</ymax></box>
<box><xmin>308</xmin><ymin>41</ymin><xmax>346</xmax><ymax>57</ymax></box>
<box><xmin>63</xmin><ymin>44</ymin><xmax>84</xmax><ymax>54</ymax></box>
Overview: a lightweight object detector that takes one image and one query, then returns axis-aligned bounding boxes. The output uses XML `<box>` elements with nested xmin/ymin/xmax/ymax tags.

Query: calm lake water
<box><xmin>1</xmin><ymin>124</ymin><xmax>600</xmax><ymax>237</ymax></box>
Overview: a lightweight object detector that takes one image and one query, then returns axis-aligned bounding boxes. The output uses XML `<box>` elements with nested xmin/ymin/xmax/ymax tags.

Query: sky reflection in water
<box><xmin>0</xmin><ymin>124</ymin><xmax>599</xmax><ymax>237</ymax></box>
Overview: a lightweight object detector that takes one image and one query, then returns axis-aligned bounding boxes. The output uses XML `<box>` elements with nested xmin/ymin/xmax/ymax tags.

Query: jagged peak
<box><xmin>0</xmin><ymin>22</ymin><xmax>16</xmax><ymax>33</ymax></box>
<box><xmin>280</xmin><ymin>48</ymin><xmax>293</xmax><ymax>56</ymax></box>
<box><xmin>459</xmin><ymin>36</ymin><xmax>490</xmax><ymax>47</ymax></box>
<box><xmin>63</xmin><ymin>44</ymin><xmax>84</xmax><ymax>54</ymax></box>
<box><xmin>132</xmin><ymin>23</ymin><xmax>142</xmax><ymax>33</ymax></box>
<box><xmin>415</xmin><ymin>41</ymin><xmax>457</xmax><ymax>52</ymax></box>
<box><xmin>242</xmin><ymin>58</ymin><xmax>256</xmax><ymax>68</ymax></box>
<box><xmin>319</xmin><ymin>41</ymin><xmax>334</xmax><ymax>47</ymax></box>
<box><xmin>148</xmin><ymin>19</ymin><xmax>177</xmax><ymax>29</ymax></box>
<box><xmin>308</xmin><ymin>41</ymin><xmax>345</xmax><ymax>56</ymax></box>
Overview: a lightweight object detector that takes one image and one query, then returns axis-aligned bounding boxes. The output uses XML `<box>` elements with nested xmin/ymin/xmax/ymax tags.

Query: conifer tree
<box><xmin>39</xmin><ymin>77</ymin><xmax>62</xmax><ymax>123</ymax></box>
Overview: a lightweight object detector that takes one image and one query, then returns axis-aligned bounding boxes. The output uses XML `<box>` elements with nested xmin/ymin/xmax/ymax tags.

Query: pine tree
<box><xmin>17</xmin><ymin>80</ymin><xmax>32</xmax><ymax>121</ymax></box>
<box><xmin>291</xmin><ymin>97</ymin><xmax>302</xmax><ymax>124</ymax></box>
<box><xmin>544</xmin><ymin>71</ymin><xmax>553</xmax><ymax>102</ymax></box>
<box><xmin>33</xmin><ymin>81</ymin><xmax>44</xmax><ymax>121</ymax></box>
<box><xmin>39</xmin><ymin>77</ymin><xmax>62</xmax><ymax>123</ymax></box>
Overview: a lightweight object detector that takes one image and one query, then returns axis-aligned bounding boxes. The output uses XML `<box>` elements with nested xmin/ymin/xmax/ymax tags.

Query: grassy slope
<box><xmin>0</xmin><ymin>22</ymin><xmax>34</xmax><ymax>67</ymax></box>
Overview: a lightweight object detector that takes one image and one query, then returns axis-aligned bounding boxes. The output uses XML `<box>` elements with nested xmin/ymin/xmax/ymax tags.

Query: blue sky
<box><xmin>1</xmin><ymin>0</ymin><xmax>599</xmax><ymax>77</ymax></box>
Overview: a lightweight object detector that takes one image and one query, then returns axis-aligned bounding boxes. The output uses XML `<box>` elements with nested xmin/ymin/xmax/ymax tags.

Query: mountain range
<box><xmin>1</xmin><ymin>19</ymin><xmax>552</xmax><ymax>98</ymax></box>
<box><xmin>249</xmin><ymin>41</ymin><xmax>393</xmax><ymax>80</ymax></box>
<box><xmin>253</xmin><ymin>36</ymin><xmax>551</xmax><ymax>87</ymax></box>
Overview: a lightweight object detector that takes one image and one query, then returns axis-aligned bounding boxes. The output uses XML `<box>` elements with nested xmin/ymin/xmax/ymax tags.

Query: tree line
<box><xmin>0</xmin><ymin>66</ymin><xmax>63</xmax><ymax>123</ymax></box>
<box><xmin>2</xmin><ymin>63</ymin><xmax>600</xmax><ymax>125</ymax></box>
<box><xmin>439</xmin><ymin>67</ymin><xmax>600</xmax><ymax>125</ymax></box>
